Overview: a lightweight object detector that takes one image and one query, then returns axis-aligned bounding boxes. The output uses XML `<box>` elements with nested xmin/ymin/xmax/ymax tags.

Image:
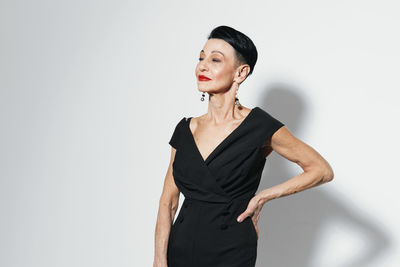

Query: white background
<box><xmin>1</xmin><ymin>0</ymin><xmax>399</xmax><ymax>266</ymax></box>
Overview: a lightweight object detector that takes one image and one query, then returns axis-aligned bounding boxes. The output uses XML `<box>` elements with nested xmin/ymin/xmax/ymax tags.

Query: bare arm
<box><xmin>153</xmin><ymin>148</ymin><xmax>180</xmax><ymax>267</ymax></box>
<box><xmin>258</xmin><ymin>126</ymin><xmax>334</xmax><ymax>204</ymax></box>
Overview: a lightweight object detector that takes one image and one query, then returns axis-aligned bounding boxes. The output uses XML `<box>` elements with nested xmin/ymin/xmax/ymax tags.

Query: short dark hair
<box><xmin>208</xmin><ymin>25</ymin><xmax>258</xmax><ymax>78</ymax></box>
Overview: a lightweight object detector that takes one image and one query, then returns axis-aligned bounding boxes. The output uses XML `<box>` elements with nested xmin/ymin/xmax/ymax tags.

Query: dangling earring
<box><xmin>200</xmin><ymin>92</ymin><xmax>205</xmax><ymax>101</ymax></box>
<box><xmin>234</xmin><ymin>88</ymin><xmax>240</xmax><ymax>106</ymax></box>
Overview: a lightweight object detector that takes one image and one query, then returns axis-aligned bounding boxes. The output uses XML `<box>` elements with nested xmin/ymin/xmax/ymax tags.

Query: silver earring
<box><xmin>200</xmin><ymin>92</ymin><xmax>205</xmax><ymax>101</ymax></box>
<box><xmin>234</xmin><ymin>89</ymin><xmax>240</xmax><ymax>106</ymax></box>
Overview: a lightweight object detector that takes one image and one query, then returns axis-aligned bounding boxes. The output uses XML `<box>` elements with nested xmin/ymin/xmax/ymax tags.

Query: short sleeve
<box><xmin>259</xmin><ymin>108</ymin><xmax>285</xmax><ymax>141</ymax></box>
<box><xmin>269</xmin><ymin>117</ymin><xmax>284</xmax><ymax>139</ymax></box>
<box><xmin>169</xmin><ymin>117</ymin><xmax>185</xmax><ymax>149</ymax></box>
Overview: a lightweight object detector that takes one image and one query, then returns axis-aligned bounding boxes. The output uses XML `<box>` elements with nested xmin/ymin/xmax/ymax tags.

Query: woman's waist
<box><xmin>183</xmin><ymin>194</ymin><xmax>254</xmax><ymax>209</ymax></box>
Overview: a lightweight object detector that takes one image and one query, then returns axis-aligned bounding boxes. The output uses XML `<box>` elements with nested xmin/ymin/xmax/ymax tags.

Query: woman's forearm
<box><xmin>257</xmin><ymin>168</ymin><xmax>334</xmax><ymax>204</ymax></box>
<box><xmin>154</xmin><ymin>196</ymin><xmax>178</xmax><ymax>264</ymax></box>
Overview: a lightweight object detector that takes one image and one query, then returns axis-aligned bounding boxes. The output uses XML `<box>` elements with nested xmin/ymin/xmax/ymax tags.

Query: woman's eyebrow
<box><xmin>200</xmin><ymin>50</ymin><xmax>225</xmax><ymax>56</ymax></box>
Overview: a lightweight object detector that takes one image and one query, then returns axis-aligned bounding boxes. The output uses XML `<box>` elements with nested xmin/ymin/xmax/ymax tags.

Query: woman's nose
<box><xmin>198</xmin><ymin>59</ymin><xmax>208</xmax><ymax>71</ymax></box>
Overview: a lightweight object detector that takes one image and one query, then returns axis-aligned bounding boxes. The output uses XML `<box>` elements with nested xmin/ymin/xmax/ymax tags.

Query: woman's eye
<box><xmin>198</xmin><ymin>57</ymin><xmax>220</xmax><ymax>62</ymax></box>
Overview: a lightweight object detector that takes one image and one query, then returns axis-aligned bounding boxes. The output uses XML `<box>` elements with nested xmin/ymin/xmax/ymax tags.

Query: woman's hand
<box><xmin>236</xmin><ymin>195</ymin><xmax>264</xmax><ymax>239</ymax></box>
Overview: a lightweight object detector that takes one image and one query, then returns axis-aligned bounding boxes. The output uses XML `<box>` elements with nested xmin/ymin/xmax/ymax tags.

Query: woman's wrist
<box><xmin>257</xmin><ymin>188</ymin><xmax>278</xmax><ymax>205</ymax></box>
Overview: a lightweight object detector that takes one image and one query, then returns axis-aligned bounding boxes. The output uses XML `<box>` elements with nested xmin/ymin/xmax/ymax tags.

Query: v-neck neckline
<box><xmin>186</xmin><ymin>107</ymin><xmax>258</xmax><ymax>164</ymax></box>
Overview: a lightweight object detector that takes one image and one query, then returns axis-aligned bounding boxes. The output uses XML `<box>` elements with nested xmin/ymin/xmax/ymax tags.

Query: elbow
<box><xmin>170</xmin><ymin>198</ymin><xmax>179</xmax><ymax>213</ymax></box>
<box><xmin>159</xmin><ymin>193</ymin><xmax>180</xmax><ymax>213</ymax></box>
<box><xmin>321</xmin><ymin>166</ymin><xmax>334</xmax><ymax>183</ymax></box>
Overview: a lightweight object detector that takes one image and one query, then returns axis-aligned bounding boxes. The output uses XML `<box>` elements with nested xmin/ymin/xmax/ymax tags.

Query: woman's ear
<box><xmin>236</xmin><ymin>64</ymin><xmax>250</xmax><ymax>84</ymax></box>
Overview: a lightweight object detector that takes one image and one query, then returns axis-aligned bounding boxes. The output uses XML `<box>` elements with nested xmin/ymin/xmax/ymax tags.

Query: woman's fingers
<box><xmin>236</xmin><ymin>209</ymin><xmax>253</xmax><ymax>222</ymax></box>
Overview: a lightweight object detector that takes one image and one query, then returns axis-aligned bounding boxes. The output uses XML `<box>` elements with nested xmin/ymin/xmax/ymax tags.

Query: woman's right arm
<box><xmin>153</xmin><ymin>148</ymin><xmax>180</xmax><ymax>267</ymax></box>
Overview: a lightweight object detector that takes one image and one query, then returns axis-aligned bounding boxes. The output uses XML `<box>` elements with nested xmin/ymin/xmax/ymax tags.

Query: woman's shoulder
<box><xmin>170</xmin><ymin>116</ymin><xmax>188</xmax><ymax>132</ymax></box>
<box><xmin>253</xmin><ymin>106</ymin><xmax>285</xmax><ymax>138</ymax></box>
<box><xmin>254</xmin><ymin>106</ymin><xmax>281</xmax><ymax>121</ymax></box>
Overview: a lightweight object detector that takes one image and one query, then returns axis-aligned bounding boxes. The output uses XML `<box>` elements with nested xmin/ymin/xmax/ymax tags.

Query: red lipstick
<box><xmin>198</xmin><ymin>75</ymin><xmax>211</xmax><ymax>81</ymax></box>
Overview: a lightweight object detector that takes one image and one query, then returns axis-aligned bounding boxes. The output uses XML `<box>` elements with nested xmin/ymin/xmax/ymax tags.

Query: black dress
<box><xmin>167</xmin><ymin>106</ymin><xmax>285</xmax><ymax>267</ymax></box>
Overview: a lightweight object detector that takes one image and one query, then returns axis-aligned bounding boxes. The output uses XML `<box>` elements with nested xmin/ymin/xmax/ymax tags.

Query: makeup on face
<box><xmin>197</xmin><ymin>50</ymin><xmax>225</xmax><ymax>81</ymax></box>
<box><xmin>198</xmin><ymin>74</ymin><xmax>211</xmax><ymax>81</ymax></box>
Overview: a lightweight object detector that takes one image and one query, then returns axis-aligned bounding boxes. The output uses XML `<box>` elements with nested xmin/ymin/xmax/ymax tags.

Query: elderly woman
<box><xmin>153</xmin><ymin>25</ymin><xmax>334</xmax><ymax>267</ymax></box>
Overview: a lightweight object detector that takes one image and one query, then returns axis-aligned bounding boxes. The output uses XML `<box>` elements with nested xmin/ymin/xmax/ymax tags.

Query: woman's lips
<box><xmin>198</xmin><ymin>75</ymin><xmax>211</xmax><ymax>81</ymax></box>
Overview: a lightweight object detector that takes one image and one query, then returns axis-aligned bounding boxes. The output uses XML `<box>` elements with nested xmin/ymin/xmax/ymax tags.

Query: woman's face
<box><xmin>195</xmin><ymin>38</ymin><xmax>239</xmax><ymax>94</ymax></box>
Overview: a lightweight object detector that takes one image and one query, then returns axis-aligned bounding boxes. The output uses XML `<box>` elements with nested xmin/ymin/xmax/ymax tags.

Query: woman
<box><xmin>153</xmin><ymin>25</ymin><xmax>334</xmax><ymax>267</ymax></box>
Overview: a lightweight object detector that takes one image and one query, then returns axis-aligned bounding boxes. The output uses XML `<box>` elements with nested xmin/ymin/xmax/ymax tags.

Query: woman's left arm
<box><xmin>258</xmin><ymin>126</ymin><xmax>334</xmax><ymax>204</ymax></box>
<box><xmin>236</xmin><ymin>126</ymin><xmax>334</xmax><ymax>229</ymax></box>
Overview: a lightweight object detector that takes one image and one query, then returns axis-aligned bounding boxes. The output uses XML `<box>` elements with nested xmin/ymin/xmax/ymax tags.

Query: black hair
<box><xmin>207</xmin><ymin>25</ymin><xmax>258</xmax><ymax>78</ymax></box>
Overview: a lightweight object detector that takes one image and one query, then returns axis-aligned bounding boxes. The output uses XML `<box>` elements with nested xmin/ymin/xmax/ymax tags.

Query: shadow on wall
<box><xmin>255</xmin><ymin>83</ymin><xmax>391</xmax><ymax>267</ymax></box>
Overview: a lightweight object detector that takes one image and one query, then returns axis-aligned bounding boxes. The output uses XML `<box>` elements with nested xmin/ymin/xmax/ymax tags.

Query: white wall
<box><xmin>1</xmin><ymin>0</ymin><xmax>399</xmax><ymax>266</ymax></box>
